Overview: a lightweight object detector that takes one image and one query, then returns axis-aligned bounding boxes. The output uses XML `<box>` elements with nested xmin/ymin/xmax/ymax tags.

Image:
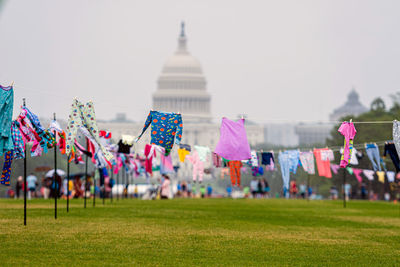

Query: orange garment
<box><xmin>313</xmin><ymin>148</ymin><xmax>332</xmax><ymax>178</ymax></box>
<box><xmin>228</xmin><ymin>161</ymin><xmax>242</xmax><ymax>186</ymax></box>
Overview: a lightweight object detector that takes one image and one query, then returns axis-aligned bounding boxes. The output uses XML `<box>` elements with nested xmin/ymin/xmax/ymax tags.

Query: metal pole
<box><xmin>343</xmin><ymin>168</ymin><xmax>347</xmax><ymax>208</ymax></box>
<box><xmin>67</xmin><ymin>156</ymin><xmax>70</xmax><ymax>212</ymax></box>
<box><xmin>102</xmin><ymin>169</ymin><xmax>105</xmax><ymax>205</ymax></box>
<box><xmin>307</xmin><ymin>174</ymin><xmax>310</xmax><ymax>201</ymax></box>
<box><xmin>84</xmin><ymin>139</ymin><xmax>88</xmax><ymax>209</ymax></box>
<box><xmin>53</xmin><ymin>113</ymin><xmax>57</xmax><ymax>219</ymax></box>
<box><xmin>116</xmin><ymin>171</ymin><xmax>119</xmax><ymax>201</ymax></box>
<box><xmin>110</xmin><ymin>166</ymin><xmax>113</xmax><ymax>203</ymax></box>
<box><xmin>23</xmin><ymin>98</ymin><xmax>27</xmax><ymax>226</ymax></box>
<box><xmin>93</xmin><ymin>170</ymin><xmax>96</xmax><ymax>208</ymax></box>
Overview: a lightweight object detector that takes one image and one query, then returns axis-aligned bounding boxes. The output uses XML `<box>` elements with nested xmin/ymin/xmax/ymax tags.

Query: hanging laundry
<box><xmin>340</xmin><ymin>147</ymin><xmax>359</xmax><ymax>165</ymax></box>
<box><xmin>365</xmin><ymin>143</ymin><xmax>382</xmax><ymax>171</ymax></box>
<box><xmin>352</xmin><ymin>168</ymin><xmax>363</xmax><ymax>183</ymax></box>
<box><xmin>136</xmin><ymin>110</ymin><xmax>183</xmax><ymax>156</ymax></box>
<box><xmin>299</xmin><ymin>151</ymin><xmax>315</xmax><ymax>175</ymax></box>
<box><xmin>1</xmin><ymin>150</ymin><xmax>13</xmax><ymax>186</ymax></box>
<box><xmin>212</xmin><ymin>152</ymin><xmax>223</xmax><ymax>167</ymax></box>
<box><xmin>160</xmin><ymin>153</ymin><xmax>174</xmax><ymax>175</ymax></box>
<box><xmin>118</xmin><ymin>139</ymin><xmax>132</xmax><ymax>154</ymax></box>
<box><xmin>278</xmin><ymin>152</ymin><xmax>290</xmax><ymax>191</ymax></box>
<box><xmin>393</xmin><ymin>120</ymin><xmax>400</xmax><ymax>159</ymax></box>
<box><xmin>65</xmin><ymin>99</ymin><xmax>113</xmax><ymax>161</ymax></box>
<box><xmin>121</xmin><ymin>135</ymin><xmax>135</xmax><ymax>145</ymax></box>
<box><xmin>362</xmin><ymin>169</ymin><xmax>375</xmax><ymax>181</ymax></box>
<box><xmin>249</xmin><ymin>150</ymin><xmax>258</xmax><ymax>167</ymax></box>
<box><xmin>194</xmin><ymin>145</ymin><xmax>210</xmax><ymax>162</ymax></box>
<box><xmin>178</xmin><ymin>148</ymin><xmax>190</xmax><ymax>163</ymax></box>
<box><xmin>179</xmin><ymin>144</ymin><xmax>191</xmax><ymax>151</ymax></box>
<box><xmin>99</xmin><ymin>130</ymin><xmax>112</xmax><ymax>139</ymax></box>
<box><xmin>186</xmin><ymin>151</ymin><xmax>204</xmax><ymax>183</ymax></box>
<box><xmin>346</xmin><ymin>167</ymin><xmax>353</xmax><ymax>175</ymax></box>
<box><xmin>261</xmin><ymin>152</ymin><xmax>274</xmax><ymax>165</ymax></box>
<box><xmin>383</xmin><ymin>142</ymin><xmax>400</xmax><ymax>172</ymax></box>
<box><xmin>214</xmin><ymin>117</ymin><xmax>251</xmax><ymax>161</ymax></box>
<box><xmin>387</xmin><ymin>171</ymin><xmax>395</xmax><ymax>183</ymax></box>
<box><xmin>228</xmin><ymin>160</ymin><xmax>242</xmax><ymax>186</ymax></box>
<box><xmin>314</xmin><ymin>148</ymin><xmax>334</xmax><ymax>178</ymax></box>
<box><xmin>11</xmin><ymin>121</ymin><xmax>25</xmax><ymax>159</ymax></box>
<box><xmin>330</xmin><ymin>164</ymin><xmax>340</xmax><ymax>175</ymax></box>
<box><xmin>0</xmin><ymin>85</ymin><xmax>14</xmax><ymax>156</ymax></box>
<box><xmin>376</xmin><ymin>171</ymin><xmax>385</xmax><ymax>183</ymax></box>
<box><xmin>144</xmin><ymin>144</ymin><xmax>156</xmax><ymax>175</ymax></box>
<box><xmin>338</xmin><ymin>121</ymin><xmax>356</xmax><ymax>168</ymax></box>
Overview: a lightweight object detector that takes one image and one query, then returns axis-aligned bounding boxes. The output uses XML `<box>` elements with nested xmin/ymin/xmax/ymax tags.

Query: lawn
<box><xmin>0</xmin><ymin>198</ymin><xmax>399</xmax><ymax>266</ymax></box>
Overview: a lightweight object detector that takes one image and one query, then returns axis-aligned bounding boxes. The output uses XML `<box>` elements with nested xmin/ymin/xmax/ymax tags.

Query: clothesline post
<box><xmin>84</xmin><ymin>138</ymin><xmax>88</xmax><ymax>209</ymax></box>
<box><xmin>110</xmin><ymin>166</ymin><xmax>113</xmax><ymax>203</ymax></box>
<box><xmin>343</xmin><ymin>168</ymin><xmax>347</xmax><ymax>208</ymax></box>
<box><xmin>93</xmin><ymin>169</ymin><xmax>96</xmax><ymax>208</ymax></box>
<box><xmin>116</xmin><ymin>171</ymin><xmax>119</xmax><ymax>201</ymax></box>
<box><xmin>307</xmin><ymin>174</ymin><xmax>310</xmax><ymax>201</ymax></box>
<box><xmin>53</xmin><ymin>112</ymin><xmax>57</xmax><ymax>220</ymax></box>
<box><xmin>23</xmin><ymin>98</ymin><xmax>27</xmax><ymax>226</ymax></box>
<box><xmin>67</xmin><ymin>156</ymin><xmax>70</xmax><ymax>212</ymax></box>
<box><xmin>102</xmin><ymin>168</ymin><xmax>105</xmax><ymax>205</ymax></box>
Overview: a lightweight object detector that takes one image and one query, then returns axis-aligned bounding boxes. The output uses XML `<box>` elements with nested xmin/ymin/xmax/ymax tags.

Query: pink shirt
<box><xmin>338</xmin><ymin>122</ymin><xmax>356</xmax><ymax>168</ymax></box>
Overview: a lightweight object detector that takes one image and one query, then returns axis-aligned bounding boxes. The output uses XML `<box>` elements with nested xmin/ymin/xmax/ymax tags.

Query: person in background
<box><xmin>207</xmin><ymin>184</ymin><xmax>212</xmax><ymax>198</ymax></box>
<box><xmin>226</xmin><ymin>185</ymin><xmax>232</xmax><ymax>198</ymax></box>
<box><xmin>160</xmin><ymin>175</ymin><xmax>171</xmax><ymax>199</ymax></box>
<box><xmin>343</xmin><ymin>182</ymin><xmax>351</xmax><ymax>201</ymax></box>
<box><xmin>26</xmin><ymin>173</ymin><xmax>38</xmax><ymax>200</ymax></box>
<box><xmin>299</xmin><ymin>182</ymin><xmax>306</xmax><ymax>199</ymax></box>
<box><xmin>15</xmin><ymin>176</ymin><xmax>23</xmax><ymax>199</ymax></box>
<box><xmin>187</xmin><ymin>182</ymin><xmax>192</xmax><ymax>198</ymax></box>
<box><xmin>133</xmin><ymin>184</ymin><xmax>139</xmax><ymax>198</ymax></box>
<box><xmin>308</xmin><ymin>186</ymin><xmax>313</xmax><ymax>198</ymax></box>
<box><xmin>176</xmin><ymin>182</ymin><xmax>182</xmax><ymax>197</ymax></box>
<box><xmin>290</xmin><ymin>180</ymin><xmax>298</xmax><ymax>198</ymax></box>
<box><xmin>200</xmin><ymin>185</ymin><xmax>206</xmax><ymax>198</ymax></box>
<box><xmin>243</xmin><ymin>186</ymin><xmax>250</xmax><ymax>198</ymax></box>
<box><xmin>250</xmin><ymin>178</ymin><xmax>258</xmax><ymax>198</ymax></box>
<box><xmin>258</xmin><ymin>179</ymin><xmax>264</xmax><ymax>198</ymax></box>
<box><xmin>181</xmin><ymin>181</ymin><xmax>187</xmax><ymax>198</ymax></box>
<box><xmin>263</xmin><ymin>179</ymin><xmax>270</xmax><ymax>198</ymax></box>
<box><xmin>7</xmin><ymin>188</ymin><xmax>15</xmax><ymax>198</ymax></box>
<box><xmin>360</xmin><ymin>182</ymin><xmax>367</xmax><ymax>199</ymax></box>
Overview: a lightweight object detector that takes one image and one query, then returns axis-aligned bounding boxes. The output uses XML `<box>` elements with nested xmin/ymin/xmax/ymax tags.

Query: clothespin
<box><xmin>350</xmin><ymin>118</ymin><xmax>353</xmax><ymax>123</ymax></box>
<box><xmin>22</xmin><ymin>98</ymin><xmax>26</xmax><ymax>107</ymax></box>
<box><xmin>11</xmin><ymin>81</ymin><xmax>14</xmax><ymax>87</ymax></box>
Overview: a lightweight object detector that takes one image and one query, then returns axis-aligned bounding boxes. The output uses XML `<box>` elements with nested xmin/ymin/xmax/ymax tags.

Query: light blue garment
<box><xmin>0</xmin><ymin>85</ymin><xmax>14</xmax><ymax>156</ymax></box>
<box><xmin>279</xmin><ymin>150</ymin><xmax>300</xmax><ymax>190</ymax></box>
<box><xmin>26</xmin><ymin>175</ymin><xmax>37</xmax><ymax>189</ymax></box>
<box><xmin>365</xmin><ymin>144</ymin><xmax>381</xmax><ymax>171</ymax></box>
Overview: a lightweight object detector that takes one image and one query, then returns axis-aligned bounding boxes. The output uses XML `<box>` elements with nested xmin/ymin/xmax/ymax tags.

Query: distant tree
<box><xmin>370</xmin><ymin>97</ymin><xmax>386</xmax><ymax>112</ymax></box>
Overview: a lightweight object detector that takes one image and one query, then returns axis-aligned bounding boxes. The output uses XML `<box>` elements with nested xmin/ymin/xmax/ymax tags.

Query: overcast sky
<box><xmin>0</xmin><ymin>0</ymin><xmax>399</xmax><ymax>123</ymax></box>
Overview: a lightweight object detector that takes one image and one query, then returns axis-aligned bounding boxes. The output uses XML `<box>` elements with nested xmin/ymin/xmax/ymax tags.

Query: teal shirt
<box><xmin>0</xmin><ymin>86</ymin><xmax>14</xmax><ymax>156</ymax></box>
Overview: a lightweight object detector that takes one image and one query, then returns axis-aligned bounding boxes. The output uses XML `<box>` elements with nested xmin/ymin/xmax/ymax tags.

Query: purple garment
<box><xmin>214</xmin><ymin>118</ymin><xmax>251</xmax><ymax>161</ymax></box>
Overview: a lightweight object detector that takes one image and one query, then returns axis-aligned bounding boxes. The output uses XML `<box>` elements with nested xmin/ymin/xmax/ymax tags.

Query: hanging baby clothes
<box><xmin>383</xmin><ymin>142</ymin><xmax>400</xmax><ymax>172</ymax></box>
<box><xmin>278</xmin><ymin>150</ymin><xmax>300</xmax><ymax>190</ymax></box>
<box><xmin>65</xmin><ymin>99</ymin><xmax>113</xmax><ymax>161</ymax></box>
<box><xmin>362</xmin><ymin>169</ymin><xmax>375</xmax><ymax>181</ymax></box>
<box><xmin>11</xmin><ymin>121</ymin><xmax>25</xmax><ymax>159</ymax></box>
<box><xmin>212</xmin><ymin>152</ymin><xmax>223</xmax><ymax>167</ymax></box>
<box><xmin>376</xmin><ymin>171</ymin><xmax>385</xmax><ymax>183</ymax></box>
<box><xmin>228</xmin><ymin>160</ymin><xmax>242</xmax><ymax>186</ymax></box>
<box><xmin>144</xmin><ymin>144</ymin><xmax>156</xmax><ymax>175</ymax></box>
<box><xmin>338</xmin><ymin>121</ymin><xmax>356</xmax><ymax>168</ymax></box>
<box><xmin>160</xmin><ymin>153</ymin><xmax>174</xmax><ymax>175</ymax></box>
<box><xmin>330</xmin><ymin>164</ymin><xmax>340</xmax><ymax>175</ymax></box>
<box><xmin>1</xmin><ymin>150</ymin><xmax>13</xmax><ymax>186</ymax></box>
<box><xmin>186</xmin><ymin>151</ymin><xmax>204</xmax><ymax>183</ymax></box>
<box><xmin>178</xmin><ymin>144</ymin><xmax>191</xmax><ymax>163</ymax></box>
<box><xmin>261</xmin><ymin>152</ymin><xmax>275</xmax><ymax>171</ymax></box>
<box><xmin>352</xmin><ymin>168</ymin><xmax>363</xmax><ymax>183</ymax></box>
<box><xmin>136</xmin><ymin>110</ymin><xmax>183</xmax><ymax>156</ymax></box>
<box><xmin>340</xmin><ymin>147</ymin><xmax>359</xmax><ymax>165</ymax></box>
<box><xmin>214</xmin><ymin>117</ymin><xmax>251</xmax><ymax>161</ymax></box>
<box><xmin>118</xmin><ymin>139</ymin><xmax>132</xmax><ymax>154</ymax></box>
<box><xmin>314</xmin><ymin>148</ymin><xmax>334</xmax><ymax>178</ymax></box>
<box><xmin>365</xmin><ymin>143</ymin><xmax>381</xmax><ymax>171</ymax></box>
<box><xmin>299</xmin><ymin>151</ymin><xmax>315</xmax><ymax>175</ymax></box>
<box><xmin>250</xmin><ymin>150</ymin><xmax>259</xmax><ymax>167</ymax></box>
<box><xmin>387</xmin><ymin>171</ymin><xmax>395</xmax><ymax>183</ymax></box>
<box><xmin>393</xmin><ymin>120</ymin><xmax>400</xmax><ymax>159</ymax></box>
<box><xmin>0</xmin><ymin>85</ymin><xmax>14</xmax><ymax>156</ymax></box>
<box><xmin>194</xmin><ymin>145</ymin><xmax>210</xmax><ymax>162</ymax></box>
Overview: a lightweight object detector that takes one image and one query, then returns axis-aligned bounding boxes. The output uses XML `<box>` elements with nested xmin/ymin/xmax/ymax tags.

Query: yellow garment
<box><xmin>376</xmin><ymin>171</ymin><xmax>385</xmax><ymax>183</ymax></box>
<box><xmin>178</xmin><ymin>148</ymin><xmax>190</xmax><ymax>163</ymax></box>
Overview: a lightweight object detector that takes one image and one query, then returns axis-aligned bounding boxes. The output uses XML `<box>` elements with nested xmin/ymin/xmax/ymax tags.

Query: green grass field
<box><xmin>0</xmin><ymin>198</ymin><xmax>399</xmax><ymax>266</ymax></box>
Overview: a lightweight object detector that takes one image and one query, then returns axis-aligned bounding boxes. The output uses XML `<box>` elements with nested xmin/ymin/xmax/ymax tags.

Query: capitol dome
<box><xmin>153</xmin><ymin>22</ymin><xmax>211</xmax><ymax>123</ymax></box>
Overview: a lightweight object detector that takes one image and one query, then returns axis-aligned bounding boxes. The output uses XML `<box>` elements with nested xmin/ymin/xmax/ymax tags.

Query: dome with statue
<box><xmin>153</xmin><ymin>22</ymin><xmax>211</xmax><ymax>123</ymax></box>
<box><xmin>330</xmin><ymin>88</ymin><xmax>368</xmax><ymax>121</ymax></box>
